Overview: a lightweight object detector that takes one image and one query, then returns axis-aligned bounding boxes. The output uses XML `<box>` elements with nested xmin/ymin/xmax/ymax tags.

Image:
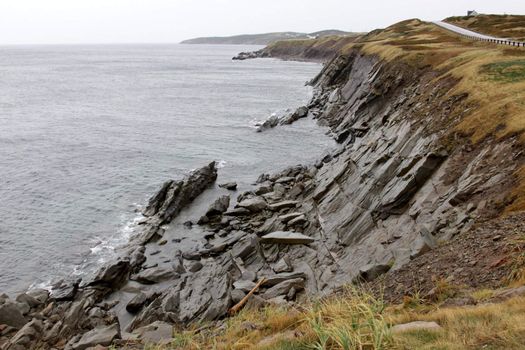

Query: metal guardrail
<box><xmin>433</xmin><ymin>22</ymin><xmax>525</xmax><ymax>48</ymax></box>
<box><xmin>463</xmin><ymin>35</ymin><xmax>525</xmax><ymax>47</ymax></box>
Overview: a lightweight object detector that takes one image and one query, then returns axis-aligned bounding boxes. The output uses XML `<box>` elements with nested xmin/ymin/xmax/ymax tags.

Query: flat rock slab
<box><xmin>70</xmin><ymin>324</ymin><xmax>121</xmax><ymax>350</ymax></box>
<box><xmin>237</xmin><ymin>197</ymin><xmax>268</xmax><ymax>212</ymax></box>
<box><xmin>269</xmin><ymin>201</ymin><xmax>299</xmax><ymax>211</ymax></box>
<box><xmin>391</xmin><ymin>321</ymin><xmax>442</xmax><ymax>334</ymax></box>
<box><xmin>132</xmin><ymin>321</ymin><xmax>173</xmax><ymax>344</ymax></box>
<box><xmin>260</xmin><ymin>231</ymin><xmax>315</xmax><ymax>245</ymax></box>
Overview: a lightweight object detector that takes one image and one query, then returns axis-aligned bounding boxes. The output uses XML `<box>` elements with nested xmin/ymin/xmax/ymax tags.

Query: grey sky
<box><xmin>0</xmin><ymin>0</ymin><xmax>524</xmax><ymax>45</ymax></box>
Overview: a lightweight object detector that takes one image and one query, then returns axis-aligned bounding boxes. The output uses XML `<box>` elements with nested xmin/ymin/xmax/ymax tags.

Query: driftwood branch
<box><xmin>228</xmin><ymin>278</ymin><xmax>267</xmax><ymax>315</ymax></box>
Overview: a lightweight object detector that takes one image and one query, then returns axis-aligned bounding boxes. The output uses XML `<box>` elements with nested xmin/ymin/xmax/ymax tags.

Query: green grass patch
<box><xmin>481</xmin><ymin>60</ymin><xmax>525</xmax><ymax>83</ymax></box>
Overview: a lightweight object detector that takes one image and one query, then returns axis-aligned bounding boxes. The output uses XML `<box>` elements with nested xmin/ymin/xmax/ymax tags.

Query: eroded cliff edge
<box><xmin>2</xmin><ymin>21</ymin><xmax>525</xmax><ymax>349</ymax></box>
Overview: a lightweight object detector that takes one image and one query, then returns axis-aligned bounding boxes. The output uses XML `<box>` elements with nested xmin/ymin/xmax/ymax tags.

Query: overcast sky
<box><xmin>0</xmin><ymin>0</ymin><xmax>524</xmax><ymax>45</ymax></box>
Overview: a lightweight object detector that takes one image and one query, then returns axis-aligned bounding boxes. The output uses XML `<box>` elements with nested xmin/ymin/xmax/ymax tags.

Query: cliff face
<box><xmin>298</xmin><ymin>50</ymin><xmax>519</xmax><ymax>285</ymax></box>
<box><xmin>3</xmin><ymin>21</ymin><xmax>525</xmax><ymax>350</ymax></box>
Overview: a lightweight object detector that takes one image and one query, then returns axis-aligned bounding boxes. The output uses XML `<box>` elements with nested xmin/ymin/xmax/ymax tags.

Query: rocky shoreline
<box><xmin>1</xmin><ymin>46</ymin><xmax>522</xmax><ymax>349</ymax></box>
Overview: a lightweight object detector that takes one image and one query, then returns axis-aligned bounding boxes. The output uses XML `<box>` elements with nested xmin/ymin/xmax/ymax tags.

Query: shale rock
<box><xmin>237</xmin><ymin>197</ymin><xmax>268</xmax><ymax>212</ymax></box>
<box><xmin>0</xmin><ymin>301</ymin><xmax>27</xmax><ymax>329</ymax></box>
<box><xmin>67</xmin><ymin>324</ymin><xmax>120</xmax><ymax>350</ymax></box>
<box><xmin>262</xmin><ymin>278</ymin><xmax>305</xmax><ymax>300</ymax></box>
<box><xmin>132</xmin><ymin>321</ymin><xmax>174</xmax><ymax>344</ymax></box>
<box><xmin>142</xmin><ymin>162</ymin><xmax>218</xmax><ymax>224</ymax></box>
<box><xmin>205</xmin><ymin>195</ymin><xmax>231</xmax><ymax>217</ymax></box>
<box><xmin>260</xmin><ymin>231</ymin><xmax>315</xmax><ymax>245</ymax></box>
<box><xmin>219</xmin><ymin>182</ymin><xmax>238</xmax><ymax>191</ymax></box>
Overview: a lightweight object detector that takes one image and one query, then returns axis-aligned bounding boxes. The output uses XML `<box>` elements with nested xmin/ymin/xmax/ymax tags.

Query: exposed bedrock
<box><xmin>2</xmin><ymin>49</ymin><xmax>523</xmax><ymax>349</ymax></box>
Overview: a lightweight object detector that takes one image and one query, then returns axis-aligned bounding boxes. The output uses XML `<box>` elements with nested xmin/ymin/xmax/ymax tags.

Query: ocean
<box><xmin>0</xmin><ymin>44</ymin><xmax>333</xmax><ymax>295</ymax></box>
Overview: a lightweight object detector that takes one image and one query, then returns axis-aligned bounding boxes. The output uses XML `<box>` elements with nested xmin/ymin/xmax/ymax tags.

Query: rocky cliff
<box><xmin>2</xmin><ymin>19</ymin><xmax>525</xmax><ymax>349</ymax></box>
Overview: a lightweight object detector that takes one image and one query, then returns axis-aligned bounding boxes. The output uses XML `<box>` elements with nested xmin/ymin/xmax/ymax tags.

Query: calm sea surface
<box><xmin>0</xmin><ymin>44</ymin><xmax>333</xmax><ymax>295</ymax></box>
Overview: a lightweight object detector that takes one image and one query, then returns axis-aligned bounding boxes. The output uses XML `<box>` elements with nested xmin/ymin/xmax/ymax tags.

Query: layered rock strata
<box><xmin>1</xmin><ymin>49</ymin><xmax>522</xmax><ymax>349</ymax></box>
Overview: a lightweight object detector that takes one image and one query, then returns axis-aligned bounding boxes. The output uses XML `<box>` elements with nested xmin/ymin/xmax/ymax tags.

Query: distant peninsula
<box><xmin>180</xmin><ymin>30</ymin><xmax>356</xmax><ymax>45</ymax></box>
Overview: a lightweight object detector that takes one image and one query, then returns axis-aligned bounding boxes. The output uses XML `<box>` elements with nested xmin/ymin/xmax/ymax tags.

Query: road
<box><xmin>433</xmin><ymin>21</ymin><xmax>510</xmax><ymax>42</ymax></box>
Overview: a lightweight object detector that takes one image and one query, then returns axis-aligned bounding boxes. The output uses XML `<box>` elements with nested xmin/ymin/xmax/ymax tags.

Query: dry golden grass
<box><xmin>154</xmin><ymin>286</ymin><xmax>525</xmax><ymax>350</ymax></box>
<box><xmin>336</xmin><ymin>18</ymin><xmax>525</xmax><ymax>211</ymax></box>
<box><xmin>445</xmin><ymin>14</ymin><xmax>525</xmax><ymax>41</ymax></box>
<box><xmin>388</xmin><ymin>296</ymin><xmax>525</xmax><ymax>349</ymax></box>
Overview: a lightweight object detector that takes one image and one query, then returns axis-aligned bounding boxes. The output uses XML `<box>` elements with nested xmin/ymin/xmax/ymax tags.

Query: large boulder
<box><xmin>86</xmin><ymin>259</ymin><xmax>131</xmax><ymax>290</ymax></box>
<box><xmin>0</xmin><ymin>301</ymin><xmax>27</xmax><ymax>329</ymax></box>
<box><xmin>237</xmin><ymin>197</ymin><xmax>268</xmax><ymax>212</ymax></box>
<box><xmin>4</xmin><ymin>318</ymin><xmax>43</xmax><ymax>349</ymax></box>
<box><xmin>205</xmin><ymin>195</ymin><xmax>230</xmax><ymax>217</ymax></box>
<box><xmin>142</xmin><ymin>162</ymin><xmax>218</xmax><ymax>224</ymax></box>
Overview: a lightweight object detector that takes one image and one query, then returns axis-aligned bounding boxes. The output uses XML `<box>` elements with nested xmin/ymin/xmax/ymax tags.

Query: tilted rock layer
<box><xmin>1</xmin><ymin>48</ymin><xmax>522</xmax><ymax>349</ymax></box>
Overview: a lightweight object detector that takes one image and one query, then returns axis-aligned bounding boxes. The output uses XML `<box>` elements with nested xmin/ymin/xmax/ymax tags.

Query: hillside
<box><xmin>2</xmin><ymin>16</ymin><xmax>525</xmax><ymax>350</ymax></box>
<box><xmin>445</xmin><ymin>14</ymin><xmax>525</xmax><ymax>41</ymax></box>
<box><xmin>181</xmin><ymin>30</ymin><xmax>356</xmax><ymax>45</ymax></box>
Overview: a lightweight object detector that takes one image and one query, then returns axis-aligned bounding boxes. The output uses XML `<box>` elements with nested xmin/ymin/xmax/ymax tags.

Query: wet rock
<box><xmin>87</xmin><ymin>259</ymin><xmax>131</xmax><ymax>290</ymax></box>
<box><xmin>237</xmin><ymin>196</ymin><xmax>268</xmax><ymax>212</ymax></box>
<box><xmin>219</xmin><ymin>182</ymin><xmax>238</xmax><ymax>191</ymax></box>
<box><xmin>126</xmin><ymin>292</ymin><xmax>160</xmax><ymax>314</ymax></box>
<box><xmin>50</xmin><ymin>279</ymin><xmax>79</xmax><ymax>301</ymax></box>
<box><xmin>224</xmin><ymin>208</ymin><xmax>251</xmax><ymax>217</ymax></box>
<box><xmin>68</xmin><ymin>323</ymin><xmax>120</xmax><ymax>350</ymax></box>
<box><xmin>129</xmin><ymin>246</ymin><xmax>147</xmax><ymax>271</ymax></box>
<box><xmin>132</xmin><ymin>267</ymin><xmax>178</xmax><ymax>284</ymax></box>
<box><xmin>262</xmin><ymin>278</ymin><xmax>305</xmax><ymax>300</ymax></box>
<box><xmin>255</xmin><ymin>114</ymin><xmax>280</xmax><ymax>132</ymax></box>
<box><xmin>0</xmin><ymin>301</ymin><xmax>27</xmax><ymax>329</ymax></box>
<box><xmin>142</xmin><ymin>162</ymin><xmax>218</xmax><ymax>224</ymax></box>
<box><xmin>256</xmin><ymin>173</ymin><xmax>270</xmax><ymax>184</ymax></box>
<box><xmin>255</xmin><ymin>183</ymin><xmax>273</xmax><ymax>195</ymax></box>
<box><xmin>280</xmin><ymin>106</ymin><xmax>308</xmax><ymax>125</ymax></box>
<box><xmin>260</xmin><ymin>231</ymin><xmax>315</xmax><ymax>245</ymax></box>
<box><xmin>206</xmin><ymin>195</ymin><xmax>231</xmax><ymax>217</ymax></box>
<box><xmin>231</xmin><ymin>235</ymin><xmax>258</xmax><ymax>260</ymax></box>
<box><xmin>233</xmin><ymin>50</ymin><xmax>263</xmax><ymax>60</ymax></box>
<box><xmin>197</xmin><ymin>215</ymin><xmax>210</xmax><ymax>225</ymax></box>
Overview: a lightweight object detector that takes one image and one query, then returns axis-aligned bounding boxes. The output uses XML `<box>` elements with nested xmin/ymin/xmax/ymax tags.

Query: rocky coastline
<box><xmin>1</xmin><ymin>44</ymin><xmax>522</xmax><ymax>349</ymax></box>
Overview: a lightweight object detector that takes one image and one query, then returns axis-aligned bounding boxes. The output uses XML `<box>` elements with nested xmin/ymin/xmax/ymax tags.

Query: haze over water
<box><xmin>0</xmin><ymin>44</ymin><xmax>334</xmax><ymax>295</ymax></box>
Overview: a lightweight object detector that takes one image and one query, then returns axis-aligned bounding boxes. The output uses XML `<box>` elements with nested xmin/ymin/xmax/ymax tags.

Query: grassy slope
<box><xmin>444</xmin><ymin>15</ymin><xmax>525</xmax><ymax>41</ymax></box>
<box><xmin>136</xmin><ymin>18</ymin><xmax>525</xmax><ymax>350</ymax></box>
<box><xmin>355</xmin><ymin>19</ymin><xmax>525</xmax><ymax>212</ymax></box>
<box><xmin>261</xmin><ymin>35</ymin><xmax>361</xmax><ymax>61</ymax></box>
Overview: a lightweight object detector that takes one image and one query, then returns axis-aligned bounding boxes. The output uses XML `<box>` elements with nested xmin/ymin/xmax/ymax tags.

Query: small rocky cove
<box><xmin>1</xmin><ymin>47</ymin><xmax>521</xmax><ymax>349</ymax></box>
